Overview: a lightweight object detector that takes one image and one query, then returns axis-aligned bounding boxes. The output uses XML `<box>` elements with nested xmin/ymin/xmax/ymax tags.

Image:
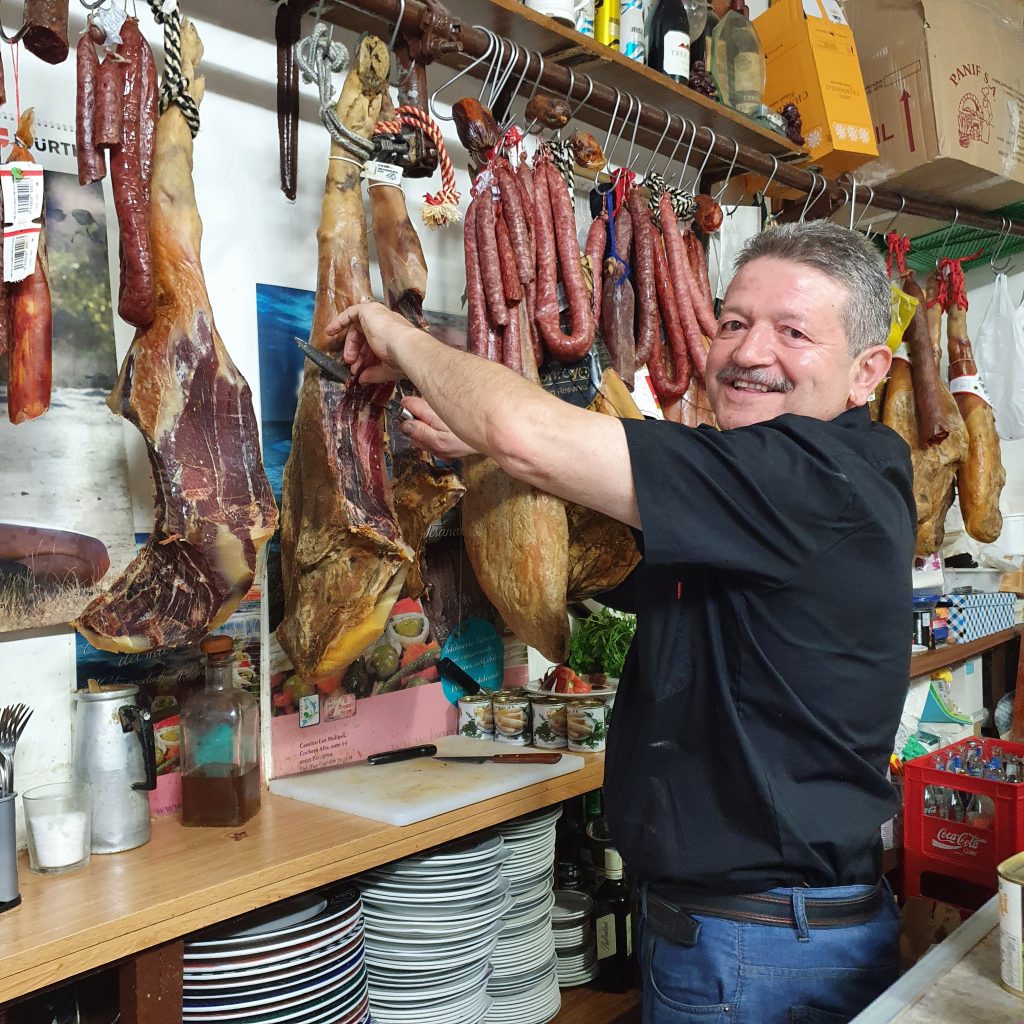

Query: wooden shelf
<box><xmin>0</xmin><ymin>754</ymin><xmax>604</xmax><ymax>1004</ymax></box>
<box><xmin>328</xmin><ymin>0</ymin><xmax>805</xmax><ymax>171</ymax></box>
<box><xmin>909</xmin><ymin>625</ymin><xmax>1023</xmax><ymax>678</ymax></box>
<box><xmin>553</xmin><ymin>984</ymin><xmax>640</xmax><ymax>1024</ymax></box>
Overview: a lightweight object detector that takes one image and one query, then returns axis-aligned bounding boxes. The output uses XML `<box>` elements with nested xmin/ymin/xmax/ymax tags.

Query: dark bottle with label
<box><xmin>181</xmin><ymin>635</ymin><xmax>261</xmax><ymax>827</ymax></box>
<box><xmin>646</xmin><ymin>0</ymin><xmax>707</xmax><ymax>84</ymax></box>
<box><xmin>595</xmin><ymin>847</ymin><xmax>632</xmax><ymax>993</ymax></box>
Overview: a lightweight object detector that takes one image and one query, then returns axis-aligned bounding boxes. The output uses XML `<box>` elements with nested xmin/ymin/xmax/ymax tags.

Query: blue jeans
<box><xmin>639</xmin><ymin>884</ymin><xmax>899</xmax><ymax>1024</ymax></box>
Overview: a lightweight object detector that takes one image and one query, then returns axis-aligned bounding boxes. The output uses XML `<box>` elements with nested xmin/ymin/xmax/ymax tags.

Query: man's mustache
<box><xmin>715</xmin><ymin>365</ymin><xmax>795</xmax><ymax>394</ymax></box>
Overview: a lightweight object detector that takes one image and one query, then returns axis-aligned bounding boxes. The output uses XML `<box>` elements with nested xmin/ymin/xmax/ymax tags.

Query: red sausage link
<box><xmin>502</xmin><ymin>299</ymin><xmax>522</xmax><ymax>373</ymax></box>
<box><xmin>684</xmin><ymin>227</ymin><xmax>717</xmax><ymax>339</ymax></box>
<box><xmin>76</xmin><ymin>34</ymin><xmax>106</xmax><ymax>185</ymax></box>
<box><xmin>95</xmin><ymin>54</ymin><xmax>124</xmax><ymax>148</ymax></box>
<box><xmin>658</xmin><ymin>195</ymin><xmax>707</xmax><ymax>379</ymax></box>
<box><xmin>475</xmin><ymin>184</ymin><xmax>508</xmax><ymax>327</ymax></box>
<box><xmin>627</xmin><ymin>190</ymin><xmax>659</xmax><ymax>369</ymax></box>
<box><xmin>534</xmin><ymin>157</ymin><xmax>595</xmax><ymax>363</ymax></box>
<box><xmin>649</xmin><ymin>230</ymin><xmax>691</xmax><ymax>401</ymax></box>
<box><xmin>601</xmin><ymin>208</ymin><xmax>635</xmax><ymax>390</ymax></box>
<box><xmin>494</xmin><ymin>214</ymin><xmax>522</xmax><ymax>304</ymax></box>
<box><xmin>494</xmin><ymin>160</ymin><xmax>534</xmax><ymax>285</ymax></box>
<box><xmin>486</xmin><ymin>325</ymin><xmax>503</xmax><ymax>364</ymax></box>
<box><xmin>110</xmin><ymin>19</ymin><xmax>158</xmax><ymax>328</ymax></box>
<box><xmin>584</xmin><ymin>211</ymin><xmax>607</xmax><ymax>319</ymax></box>
<box><xmin>464</xmin><ymin>196</ymin><xmax>489</xmax><ymax>357</ymax></box>
<box><xmin>8</xmin><ymin>251</ymin><xmax>52</xmax><ymax>424</ymax></box>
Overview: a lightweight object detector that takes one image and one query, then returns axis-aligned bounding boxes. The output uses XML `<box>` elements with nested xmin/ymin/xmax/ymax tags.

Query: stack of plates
<box><xmin>182</xmin><ymin>887</ymin><xmax>370</xmax><ymax>1024</ymax></box>
<box><xmin>357</xmin><ymin>833</ymin><xmax>514</xmax><ymax>1024</ymax></box>
<box><xmin>552</xmin><ymin>891</ymin><xmax>598</xmax><ymax>987</ymax></box>
<box><xmin>484</xmin><ymin>807</ymin><xmax>562</xmax><ymax>1024</ymax></box>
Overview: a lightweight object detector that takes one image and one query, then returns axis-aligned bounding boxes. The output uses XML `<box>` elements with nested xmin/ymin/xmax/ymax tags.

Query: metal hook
<box><xmin>626</xmin><ymin>100</ymin><xmax>645</xmax><ymax>172</ymax></box>
<box><xmin>553</xmin><ymin>68</ymin><xmax>576</xmax><ymax>139</ymax></box>
<box><xmin>642</xmin><ymin>112</ymin><xmax>674</xmax><ymax>179</ymax></box>
<box><xmin>482</xmin><ymin>33</ymin><xmax>512</xmax><ymax>107</ymax></box>
<box><xmin>713</xmin><ymin>137</ymin><xmax>740</xmax><ymax>203</ymax></box>
<box><xmin>799</xmin><ymin>173</ymin><xmax>827</xmax><ymax>222</ymax></box>
<box><xmin>602</xmin><ymin>90</ymin><xmax>624</xmax><ymax>157</ymax></box>
<box><xmin>760</xmin><ymin>155</ymin><xmax>779</xmax><ymax>198</ymax></box>
<box><xmin>429</xmin><ymin>31</ymin><xmax>496</xmax><ymax>121</ymax></box>
<box><xmin>935</xmin><ymin>208</ymin><xmax>960</xmax><ymax>268</ymax></box>
<box><xmin>79</xmin><ymin>0</ymin><xmax>106</xmax><ymax>10</ymax></box>
<box><xmin>829</xmin><ymin>186</ymin><xmax>849</xmax><ymax>223</ymax></box>
<box><xmin>525</xmin><ymin>53</ymin><xmax>546</xmax><ymax>106</ymax></box>
<box><xmin>607</xmin><ymin>95</ymin><xmax>636</xmax><ymax>171</ymax></box>
<box><xmin>568</xmin><ymin>75</ymin><xmax>594</xmax><ymax>120</ymax></box>
<box><xmin>672</xmin><ymin>120</ymin><xmax>700</xmax><ymax>188</ymax></box>
<box><xmin>847</xmin><ymin>177</ymin><xmax>858</xmax><ymax>231</ymax></box>
<box><xmin>881</xmin><ymin>195</ymin><xmax>907</xmax><ymax>238</ymax></box>
<box><xmin>685</xmin><ymin>128</ymin><xmax>716</xmax><ymax>194</ymax></box>
<box><xmin>854</xmin><ymin>186</ymin><xmax>877</xmax><ymax>238</ymax></box>
<box><xmin>991</xmin><ymin>217</ymin><xmax>1015</xmax><ymax>274</ymax></box>
<box><xmin>387</xmin><ymin>0</ymin><xmax>406</xmax><ymax>55</ymax></box>
<box><xmin>657</xmin><ymin>117</ymin><xmax>685</xmax><ymax>178</ymax></box>
<box><xmin>492</xmin><ymin>40</ymin><xmax>521</xmax><ymax>110</ymax></box>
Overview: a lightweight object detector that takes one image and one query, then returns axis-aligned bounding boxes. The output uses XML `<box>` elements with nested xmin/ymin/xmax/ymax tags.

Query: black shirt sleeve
<box><xmin>621</xmin><ymin>417</ymin><xmax>869</xmax><ymax>586</ymax></box>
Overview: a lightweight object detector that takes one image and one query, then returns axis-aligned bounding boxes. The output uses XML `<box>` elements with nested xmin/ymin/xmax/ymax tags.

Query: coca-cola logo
<box><xmin>932</xmin><ymin>827</ymin><xmax>987</xmax><ymax>855</ymax></box>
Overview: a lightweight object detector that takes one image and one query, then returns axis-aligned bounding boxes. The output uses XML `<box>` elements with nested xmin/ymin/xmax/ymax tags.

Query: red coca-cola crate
<box><xmin>904</xmin><ymin>737</ymin><xmax>1024</xmax><ymax>907</ymax></box>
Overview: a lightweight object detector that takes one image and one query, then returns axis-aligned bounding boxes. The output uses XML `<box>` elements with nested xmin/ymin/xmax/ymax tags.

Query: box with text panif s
<box><xmin>847</xmin><ymin>0</ymin><xmax>1024</xmax><ymax>209</ymax></box>
<box><xmin>754</xmin><ymin>0</ymin><xmax>877</xmax><ymax>176</ymax></box>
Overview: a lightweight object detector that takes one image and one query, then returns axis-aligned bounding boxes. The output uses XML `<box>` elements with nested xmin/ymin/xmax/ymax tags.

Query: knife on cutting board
<box><xmin>434</xmin><ymin>752</ymin><xmax>563</xmax><ymax>764</ymax></box>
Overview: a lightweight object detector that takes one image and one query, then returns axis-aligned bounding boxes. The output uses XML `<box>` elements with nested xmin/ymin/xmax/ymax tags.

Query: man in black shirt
<box><xmin>327</xmin><ymin>221</ymin><xmax>913</xmax><ymax>1023</ymax></box>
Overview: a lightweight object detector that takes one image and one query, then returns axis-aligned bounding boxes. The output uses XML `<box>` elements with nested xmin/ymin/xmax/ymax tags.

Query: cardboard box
<box><xmin>847</xmin><ymin>0</ymin><xmax>1024</xmax><ymax>209</ymax></box>
<box><xmin>754</xmin><ymin>0</ymin><xmax>878</xmax><ymax>176</ymax></box>
<box><xmin>943</xmin><ymin>592</ymin><xmax>1015</xmax><ymax>643</ymax></box>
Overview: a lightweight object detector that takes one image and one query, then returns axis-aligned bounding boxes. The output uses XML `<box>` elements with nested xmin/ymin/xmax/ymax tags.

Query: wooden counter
<box><xmin>910</xmin><ymin>625</ymin><xmax>1023</xmax><ymax>678</ymax></box>
<box><xmin>0</xmin><ymin>753</ymin><xmax>604</xmax><ymax>1004</ymax></box>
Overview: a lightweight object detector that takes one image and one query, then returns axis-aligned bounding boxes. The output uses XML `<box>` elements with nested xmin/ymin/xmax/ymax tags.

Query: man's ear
<box><xmin>849</xmin><ymin>345</ymin><xmax>893</xmax><ymax>407</ymax></box>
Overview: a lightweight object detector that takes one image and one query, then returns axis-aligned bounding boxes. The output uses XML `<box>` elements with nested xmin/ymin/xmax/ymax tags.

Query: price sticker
<box><xmin>0</xmin><ymin>163</ymin><xmax>44</xmax><ymax>226</ymax></box>
<box><xmin>950</xmin><ymin>373</ymin><xmax>993</xmax><ymax>406</ymax></box>
<box><xmin>362</xmin><ymin>160</ymin><xmax>403</xmax><ymax>186</ymax></box>
<box><xmin>4</xmin><ymin>224</ymin><xmax>40</xmax><ymax>282</ymax></box>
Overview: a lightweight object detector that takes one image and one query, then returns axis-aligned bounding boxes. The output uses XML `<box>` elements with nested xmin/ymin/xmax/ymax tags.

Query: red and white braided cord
<box><xmin>375</xmin><ymin>105</ymin><xmax>460</xmax><ymax>207</ymax></box>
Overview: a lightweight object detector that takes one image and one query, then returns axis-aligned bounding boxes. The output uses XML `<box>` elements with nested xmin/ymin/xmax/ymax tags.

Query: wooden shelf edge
<box><xmin>0</xmin><ymin>758</ymin><xmax>604</xmax><ymax>1004</ymax></box>
<box><xmin>909</xmin><ymin>625</ymin><xmax>1023</xmax><ymax>678</ymax></box>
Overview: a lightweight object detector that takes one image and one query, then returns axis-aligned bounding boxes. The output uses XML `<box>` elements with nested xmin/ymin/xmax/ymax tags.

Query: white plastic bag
<box><xmin>974</xmin><ymin>272</ymin><xmax>1024</xmax><ymax>439</ymax></box>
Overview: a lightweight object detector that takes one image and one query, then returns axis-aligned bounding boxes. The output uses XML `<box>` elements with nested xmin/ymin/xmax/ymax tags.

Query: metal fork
<box><xmin>0</xmin><ymin>704</ymin><xmax>32</xmax><ymax>796</ymax></box>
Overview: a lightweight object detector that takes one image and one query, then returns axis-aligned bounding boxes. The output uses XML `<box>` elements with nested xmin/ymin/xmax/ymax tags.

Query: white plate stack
<box><xmin>552</xmin><ymin>890</ymin><xmax>598</xmax><ymax>986</ymax></box>
<box><xmin>484</xmin><ymin>806</ymin><xmax>562</xmax><ymax>1024</ymax></box>
<box><xmin>181</xmin><ymin>887</ymin><xmax>370</xmax><ymax>1024</ymax></box>
<box><xmin>357</xmin><ymin>833</ymin><xmax>514</xmax><ymax>1024</ymax></box>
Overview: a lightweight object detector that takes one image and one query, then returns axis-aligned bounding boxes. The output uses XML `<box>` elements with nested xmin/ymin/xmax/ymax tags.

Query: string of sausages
<box><xmin>451</xmin><ymin>96</ymin><xmax>719</xmax><ymax>418</ymax></box>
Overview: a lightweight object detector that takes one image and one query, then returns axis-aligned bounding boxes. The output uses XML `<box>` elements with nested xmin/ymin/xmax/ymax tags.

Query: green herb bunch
<box><xmin>568</xmin><ymin>608</ymin><xmax>636</xmax><ymax>678</ymax></box>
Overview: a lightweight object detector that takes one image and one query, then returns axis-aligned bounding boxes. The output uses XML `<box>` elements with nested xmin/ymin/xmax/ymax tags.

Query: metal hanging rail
<box><xmin>328</xmin><ymin>0</ymin><xmax>1024</xmax><ymax>239</ymax></box>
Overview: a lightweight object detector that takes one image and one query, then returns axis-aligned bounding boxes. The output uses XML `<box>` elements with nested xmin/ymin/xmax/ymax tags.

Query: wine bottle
<box><xmin>646</xmin><ymin>0</ymin><xmax>706</xmax><ymax>84</ymax></box>
<box><xmin>710</xmin><ymin>0</ymin><xmax>765</xmax><ymax>116</ymax></box>
<box><xmin>594</xmin><ymin>847</ymin><xmax>632</xmax><ymax>993</ymax></box>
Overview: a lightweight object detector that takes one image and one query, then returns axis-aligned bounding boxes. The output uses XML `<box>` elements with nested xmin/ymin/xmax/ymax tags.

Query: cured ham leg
<box><xmin>277</xmin><ymin>37</ymin><xmax>407</xmax><ymax>682</ymax></box>
<box><xmin>76</xmin><ymin>22</ymin><xmax>277</xmax><ymax>652</ymax></box>
<box><xmin>462</xmin><ymin>302</ymin><xmax>570</xmax><ymax>663</ymax></box>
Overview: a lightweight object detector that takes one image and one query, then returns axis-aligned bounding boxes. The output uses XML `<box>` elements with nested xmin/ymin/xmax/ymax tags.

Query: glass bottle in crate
<box><xmin>709</xmin><ymin>0</ymin><xmax>765</xmax><ymax>116</ymax></box>
<box><xmin>181</xmin><ymin>635</ymin><xmax>261</xmax><ymax>827</ymax></box>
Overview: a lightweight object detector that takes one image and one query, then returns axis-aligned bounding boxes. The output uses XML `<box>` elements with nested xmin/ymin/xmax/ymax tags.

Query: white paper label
<box><xmin>0</xmin><ymin>162</ymin><xmax>44</xmax><ymax>226</ymax></box>
<box><xmin>892</xmin><ymin>341</ymin><xmax>911</xmax><ymax>363</ymax></box>
<box><xmin>596</xmin><ymin>912</ymin><xmax>616</xmax><ymax>959</ymax></box>
<box><xmin>950</xmin><ymin>373</ymin><xmax>993</xmax><ymax>406</ymax></box>
<box><xmin>1000</xmin><ymin>873</ymin><xmax>1024</xmax><ymax>994</ymax></box>
<box><xmin>819</xmin><ymin>0</ymin><xmax>848</xmax><ymax>24</ymax></box>
<box><xmin>4</xmin><ymin>224</ymin><xmax>39</xmax><ymax>282</ymax></box>
<box><xmin>663</xmin><ymin>30</ymin><xmax>691</xmax><ymax>78</ymax></box>
<box><xmin>362</xmin><ymin>160</ymin><xmax>403</xmax><ymax>186</ymax></box>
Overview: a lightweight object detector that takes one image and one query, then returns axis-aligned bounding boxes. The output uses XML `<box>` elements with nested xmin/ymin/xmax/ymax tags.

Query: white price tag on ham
<box><xmin>892</xmin><ymin>341</ymin><xmax>911</xmax><ymax>363</ymax></box>
<box><xmin>0</xmin><ymin>163</ymin><xmax>44</xmax><ymax>226</ymax></box>
<box><xmin>3</xmin><ymin>223</ymin><xmax>40</xmax><ymax>282</ymax></box>
<box><xmin>362</xmin><ymin>160</ymin><xmax>403</xmax><ymax>186</ymax></box>
<box><xmin>950</xmin><ymin>373</ymin><xmax>993</xmax><ymax>407</ymax></box>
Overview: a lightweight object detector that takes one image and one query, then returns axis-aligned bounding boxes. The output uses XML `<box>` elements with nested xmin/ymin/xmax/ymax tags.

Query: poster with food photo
<box><xmin>0</xmin><ymin>116</ymin><xmax>135</xmax><ymax>636</ymax></box>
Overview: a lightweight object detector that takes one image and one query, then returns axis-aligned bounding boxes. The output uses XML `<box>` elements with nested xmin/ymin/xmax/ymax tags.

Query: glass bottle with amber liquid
<box><xmin>594</xmin><ymin>846</ymin><xmax>632</xmax><ymax>993</ymax></box>
<box><xmin>181</xmin><ymin>635</ymin><xmax>261</xmax><ymax>827</ymax></box>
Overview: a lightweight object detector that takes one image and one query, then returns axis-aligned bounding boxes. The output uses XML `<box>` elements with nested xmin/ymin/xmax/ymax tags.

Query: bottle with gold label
<box><xmin>594</xmin><ymin>846</ymin><xmax>632</xmax><ymax>992</ymax></box>
<box><xmin>595</xmin><ymin>0</ymin><xmax>621</xmax><ymax>48</ymax></box>
<box><xmin>710</xmin><ymin>0</ymin><xmax>765</xmax><ymax>116</ymax></box>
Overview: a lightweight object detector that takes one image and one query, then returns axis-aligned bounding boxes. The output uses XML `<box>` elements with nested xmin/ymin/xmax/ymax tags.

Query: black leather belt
<box><xmin>646</xmin><ymin>882</ymin><xmax>885</xmax><ymax>946</ymax></box>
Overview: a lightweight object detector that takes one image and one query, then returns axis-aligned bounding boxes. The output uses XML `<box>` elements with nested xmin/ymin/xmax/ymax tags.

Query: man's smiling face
<box><xmin>705</xmin><ymin>256</ymin><xmax>883</xmax><ymax>430</ymax></box>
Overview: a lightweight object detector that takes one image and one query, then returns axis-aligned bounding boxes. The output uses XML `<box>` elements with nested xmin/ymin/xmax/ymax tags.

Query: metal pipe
<box><xmin>330</xmin><ymin>0</ymin><xmax>1024</xmax><ymax>238</ymax></box>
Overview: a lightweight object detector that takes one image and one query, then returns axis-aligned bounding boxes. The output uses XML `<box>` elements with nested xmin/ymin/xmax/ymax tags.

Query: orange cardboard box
<box><xmin>847</xmin><ymin>0</ymin><xmax>1024</xmax><ymax>210</ymax></box>
<box><xmin>754</xmin><ymin>0</ymin><xmax>878</xmax><ymax>177</ymax></box>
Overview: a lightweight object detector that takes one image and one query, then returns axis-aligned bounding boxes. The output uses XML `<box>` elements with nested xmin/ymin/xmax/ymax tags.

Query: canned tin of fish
<box><xmin>594</xmin><ymin>0</ymin><xmax>620</xmax><ymax>48</ymax></box>
<box><xmin>458</xmin><ymin>693</ymin><xmax>494</xmax><ymax>741</ymax></box>
<box><xmin>575</xmin><ymin>0</ymin><xmax>595</xmax><ymax>36</ymax></box>
<box><xmin>567</xmin><ymin>699</ymin><xmax>607</xmax><ymax>752</ymax></box>
<box><xmin>999</xmin><ymin>851</ymin><xmax>1024</xmax><ymax>996</ymax></box>
<box><xmin>532</xmin><ymin>697</ymin><xmax>568</xmax><ymax>749</ymax></box>
<box><xmin>492</xmin><ymin>694</ymin><xmax>530</xmax><ymax>745</ymax></box>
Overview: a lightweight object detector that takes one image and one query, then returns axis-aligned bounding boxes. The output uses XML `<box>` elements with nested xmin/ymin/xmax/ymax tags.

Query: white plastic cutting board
<box><xmin>269</xmin><ymin>735</ymin><xmax>585</xmax><ymax>826</ymax></box>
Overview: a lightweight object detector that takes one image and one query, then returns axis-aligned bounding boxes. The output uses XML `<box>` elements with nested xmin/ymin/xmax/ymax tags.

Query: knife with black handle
<box><xmin>367</xmin><ymin>744</ymin><xmax>438</xmax><ymax>765</ymax></box>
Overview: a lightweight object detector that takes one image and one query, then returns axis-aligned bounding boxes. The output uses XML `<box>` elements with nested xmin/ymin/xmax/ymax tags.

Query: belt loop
<box><xmin>792</xmin><ymin>888</ymin><xmax>811</xmax><ymax>942</ymax></box>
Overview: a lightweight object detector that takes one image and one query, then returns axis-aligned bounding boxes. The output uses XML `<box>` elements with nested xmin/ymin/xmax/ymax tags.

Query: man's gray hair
<box><xmin>733</xmin><ymin>221</ymin><xmax>891</xmax><ymax>356</ymax></box>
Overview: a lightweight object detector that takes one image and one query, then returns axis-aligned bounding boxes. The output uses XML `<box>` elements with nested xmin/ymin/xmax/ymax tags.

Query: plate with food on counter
<box><xmin>525</xmin><ymin>665</ymin><xmax>617</xmax><ymax>699</ymax></box>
